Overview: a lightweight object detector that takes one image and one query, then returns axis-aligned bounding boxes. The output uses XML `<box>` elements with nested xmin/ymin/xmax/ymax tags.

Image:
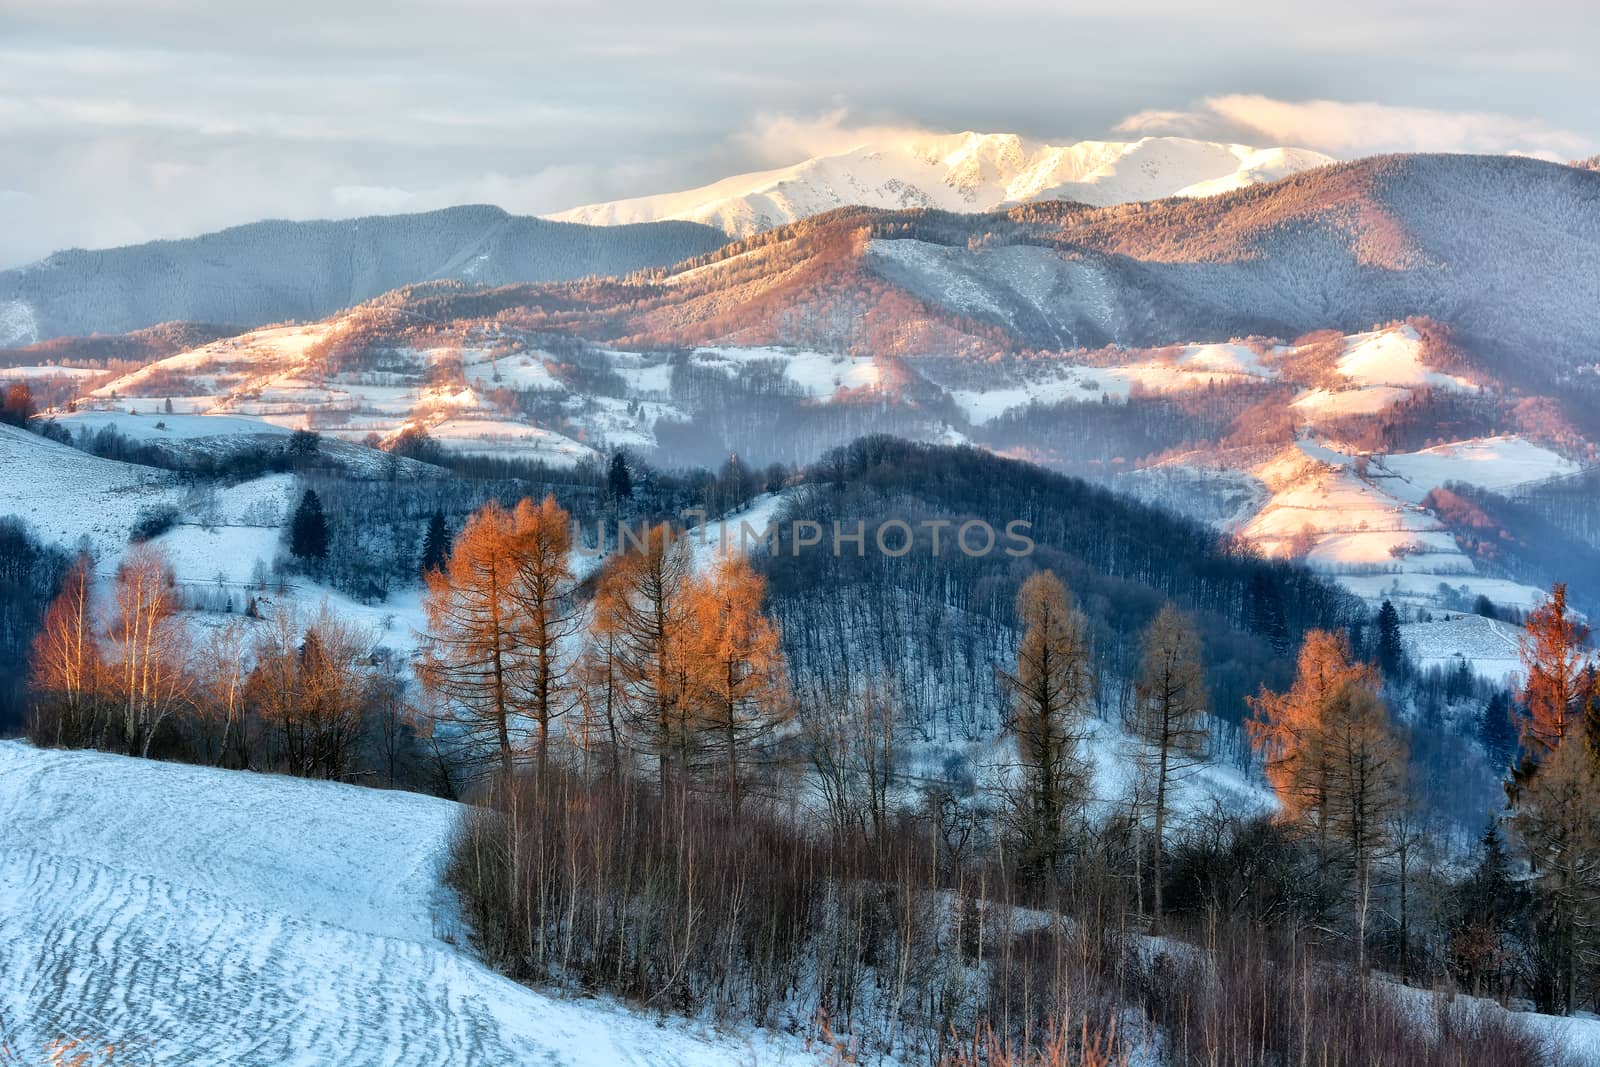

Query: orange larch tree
<box><xmin>1517</xmin><ymin>582</ymin><xmax>1591</xmax><ymax>765</ymax></box>
<box><xmin>1247</xmin><ymin>629</ymin><xmax>1380</xmax><ymax>851</ymax></box>
<box><xmin>590</xmin><ymin>522</ymin><xmax>695</xmax><ymax>785</ymax></box>
<box><xmin>685</xmin><ymin>552</ymin><xmax>789</xmax><ymax>814</ymax></box>
<box><xmin>507</xmin><ymin>494</ymin><xmax>577</xmax><ymax>776</ymax></box>
<box><xmin>419</xmin><ymin>501</ymin><xmax>529</xmax><ymax>778</ymax></box>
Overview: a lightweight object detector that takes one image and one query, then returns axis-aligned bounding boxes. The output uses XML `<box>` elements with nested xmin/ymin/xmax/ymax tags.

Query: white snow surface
<box><xmin>550</xmin><ymin>133</ymin><xmax>1333</xmax><ymax>237</ymax></box>
<box><xmin>1234</xmin><ymin>435</ymin><xmax>1567</xmax><ymax>618</ymax></box>
<box><xmin>0</xmin><ymin>741</ymin><xmax>820</xmax><ymax>1066</ymax></box>
<box><xmin>0</xmin><ymin>422</ymin><xmax>182</xmax><ymax>556</ymax></box>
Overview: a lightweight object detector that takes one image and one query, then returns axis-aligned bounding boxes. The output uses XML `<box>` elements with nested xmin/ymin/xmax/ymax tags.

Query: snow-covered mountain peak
<box><xmin>549</xmin><ymin>133</ymin><xmax>1336</xmax><ymax>237</ymax></box>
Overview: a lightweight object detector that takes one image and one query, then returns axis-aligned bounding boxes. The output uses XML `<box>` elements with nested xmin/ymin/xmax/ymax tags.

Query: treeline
<box><xmin>433</xmin><ymin>511</ymin><xmax>1588</xmax><ymax>1062</ymax></box>
<box><xmin>25</xmin><ymin>545</ymin><xmax>437</xmax><ymax>788</ymax></box>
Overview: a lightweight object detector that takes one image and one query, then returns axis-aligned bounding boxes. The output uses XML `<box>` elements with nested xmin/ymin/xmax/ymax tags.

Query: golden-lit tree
<box><xmin>290</xmin><ymin>602</ymin><xmax>374</xmax><ymax>779</ymax></box>
<box><xmin>685</xmin><ymin>552</ymin><xmax>789</xmax><ymax>813</ymax></box>
<box><xmin>507</xmin><ymin>494</ymin><xmax>577</xmax><ymax>775</ymax></box>
<box><xmin>1128</xmin><ymin>602</ymin><xmax>1210</xmax><ymax>927</ymax></box>
<box><xmin>1003</xmin><ymin>570</ymin><xmax>1094</xmax><ymax>879</ymax></box>
<box><xmin>107</xmin><ymin>544</ymin><xmax>189</xmax><ymax>757</ymax></box>
<box><xmin>1517</xmin><ymin>582</ymin><xmax>1591</xmax><ymax>764</ymax></box>
<box><xmin>1247</xmin><ymin>629</ymin><xmax>1380</xmax><ymax>851</ymax></box>
<box><xmin>1317</xmin><ymin>676</ymin><xmax>1407</xmax><ymax>972</ymax></box>
<box><xmin>28</xmin><ymin>552</ymin><xmax>102</xmax><ymax>747</ymax></box>
<box><xmin>418</xmin><ymin>501</ymin><xmax>528</xmax><ymax>777</ymax></box>
<box><xmin>591</xmin><ymin>523</ymin><xmax>695</xmax><ymax>784</ymax></box>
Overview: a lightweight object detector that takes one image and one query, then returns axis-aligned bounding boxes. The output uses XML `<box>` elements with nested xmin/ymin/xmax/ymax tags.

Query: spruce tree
<box><xmin>607</xmin><ymin>451</ymin><xmax>633</xmax><ymax>500</ymax></box>
<box><xmin>1376</xmin><ymin>600</ymin><xmax>1406</xmax><ymax>679</ymax></box>
<box><xmin>1481</xmin><ymin>691</ymin><xmax>1518</xmax><ymax>772</ymax></box>
<box><xmin>289</xmin><ymin>489</ymin><xmax>329</xmax><ymax>562</ymax></box>
<box><xmin>420</xmin><ymin>509</ymin><xmax>451</xmax><ymax>575</ymax></box>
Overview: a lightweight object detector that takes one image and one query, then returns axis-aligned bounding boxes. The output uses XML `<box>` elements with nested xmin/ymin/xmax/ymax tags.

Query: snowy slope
<box><xmin>0</xmin><ymin>742</ymin><xmax>819</xmax><ymax>1067</ymax></box>
<box><xmin>551</xmin><ymin>134</ymin><xmax>1334</xmax><ymax>236</ymax></box>
<box><xmin>0</xmin><ymin>422</ymin><xmax>182</xmax><ymax>555</ymax></box>
<box><xmin>1236</xmin><ymin>437</ymin><xmax>1569</xmax><ymax>614</ymax></box>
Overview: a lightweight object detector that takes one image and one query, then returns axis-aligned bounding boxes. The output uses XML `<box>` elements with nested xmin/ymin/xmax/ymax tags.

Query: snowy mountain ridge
<box><xmin>550</xmin><ymin>133</ymin><xmax>1335</xmax><ymax>236</ymax></box>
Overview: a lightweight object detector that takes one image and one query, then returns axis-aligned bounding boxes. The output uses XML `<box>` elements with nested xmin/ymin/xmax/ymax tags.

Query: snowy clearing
<box><xmin>0</xmin><ymin>742</ymin><xmax>822</xmax><ymax>1067</ymax></box>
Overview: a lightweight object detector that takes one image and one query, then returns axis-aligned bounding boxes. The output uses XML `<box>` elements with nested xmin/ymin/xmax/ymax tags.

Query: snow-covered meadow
<box><xmin>0</xmin><ymin>741</ymin><xmax>823</xmax><ymax>1066</ymax></box>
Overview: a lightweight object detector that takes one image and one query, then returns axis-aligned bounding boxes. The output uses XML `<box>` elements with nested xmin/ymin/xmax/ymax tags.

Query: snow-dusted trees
<box><xmin>1128</xmin><ymin>603</ymin><xmax>1209</xmax><ymax>927</ymax></box>
<box><xmin>27</xmin><ymin>553</ymin><xmax>102</xmax><ymax>747</ymax></box>
<box><xmin>1003</xmin><ymin>570</ymin><xmax>1094</xmax><ymax>879</ymax></box>
<box><xmin>108</xmin><ymin>545</ymin><xmax>189</xmax><ymax>757</ymax></box>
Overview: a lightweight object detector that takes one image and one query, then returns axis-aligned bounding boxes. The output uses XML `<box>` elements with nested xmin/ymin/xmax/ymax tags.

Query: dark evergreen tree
<box><xmin>1376</xmin><ymin>600</ymin><xmax>1406</xmax><ymax>679</ymax></box>
<box><xmin>1482</xmin><ymin>691</ymin><xmax>1518</xmax><ymax>777</ymax></box>
<box><xmin>290</xmin><ymin>489</ymin><xmax>330</xmax><ymax>562</ymax></box>
<box><xmin>1448</xmin><ymin>820</ymin><xmax>1528</xmax><ymax>998</ymax></box>
<box><xmin>420</xmin><ymin>509</ymin><xmax>452</xmax><ymax>575</ymax></box>
<box><xmin>288</xmin><ymin>429</ymin><xmax>321</xmax><ymax>467</ymax></box>
<box><xmin>607</xmin><ymin>451</ymin><xmax>633</xmax><ymax>500</ymax></box>
<box><xmin>1246</xmin><ymin>573</ymin><xmax>1291</xmax><ymax>655</ymax></box>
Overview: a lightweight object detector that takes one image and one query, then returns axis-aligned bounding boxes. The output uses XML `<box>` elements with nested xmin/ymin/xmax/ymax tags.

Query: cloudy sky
<box><xmin>2</xmin><ymin>0</ymin><xmax>1596</xmax><ymax>267</ymax></box>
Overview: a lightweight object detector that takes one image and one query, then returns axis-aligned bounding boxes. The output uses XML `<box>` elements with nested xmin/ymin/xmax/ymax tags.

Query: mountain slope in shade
<box><xmin>549</xmin><ymin>133</ymin><xmax>1335</xmax><ymax>236</ymax></box>
<box><xmin>0</xmin><ymin>205</ymin><xmax>727</xmax><ymax>347</ymax></box>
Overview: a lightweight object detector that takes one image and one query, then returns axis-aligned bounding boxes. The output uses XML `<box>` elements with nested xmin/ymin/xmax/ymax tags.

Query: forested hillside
<box><xmin>0</xmin><ymin>206</ymin><xmax>726</xmax><ymax>345</ymax></box>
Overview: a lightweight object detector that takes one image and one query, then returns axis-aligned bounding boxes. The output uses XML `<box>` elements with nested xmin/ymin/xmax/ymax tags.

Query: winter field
<box><xmin>0</xmin><ymin>741</ymin><xmax>821</xmax><ymax>1067</ymax></box>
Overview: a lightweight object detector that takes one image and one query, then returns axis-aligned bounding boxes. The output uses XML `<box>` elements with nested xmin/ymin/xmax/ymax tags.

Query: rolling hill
<box><xmin>0</xmin><ymin>206</ymin><xmax>727</xmax><ymax>347</ymax></box>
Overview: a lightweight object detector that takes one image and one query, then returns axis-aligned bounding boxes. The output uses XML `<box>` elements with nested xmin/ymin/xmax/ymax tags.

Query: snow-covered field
<box><xmin>1236</xmin><ymin>436</ymin><xmax>1568</xmax><ymax>614</ymax></box>
<box><xmin>1289</xmin><ymin>326</ymin><xmax>1476</xmax><ymax>424</ymax></box>
<box><xmin>0</xmin><ymin>742</ymin><xmax>821</xmax><ymax>1066</ymax></box>
<box><xmin>0</xmin><ymin>423</ymin><xmax>181</xmax><ymax>557</ymax></box>
<box><xmin>691</xmin><ymin>346</ymin><xmax>882</xmax><ymax>398</ymax></box>
<box><xmin>1401</xmin><ymin>613</ymin><xmax>1526</xmax><ymax>682</ymax></box>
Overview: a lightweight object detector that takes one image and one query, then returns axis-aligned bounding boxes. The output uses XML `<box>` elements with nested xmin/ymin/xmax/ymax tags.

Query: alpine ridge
<box><xmin>548</xmin><ymin>133</ymin><xmax>1336</xmax><ymax>236</ymax></box>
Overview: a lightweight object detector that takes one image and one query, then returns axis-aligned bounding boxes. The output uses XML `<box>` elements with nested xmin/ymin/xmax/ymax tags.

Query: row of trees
<box><xmin>419</xmin><ymin>497</ymin><xmax>789</xmax><ymax>809</ymax></box>
<box><xmin>27</xmin><ymin>546</ymin><xmax>420</xmax><ymax>783</ymax></box>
